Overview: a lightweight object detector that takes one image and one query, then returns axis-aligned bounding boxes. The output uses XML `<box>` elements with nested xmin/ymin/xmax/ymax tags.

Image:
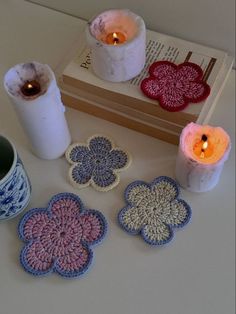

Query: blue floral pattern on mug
<box><xmin>0</xmin><ymin>158</ymin><xmax>31</xmax><ymax>220</ymax></box>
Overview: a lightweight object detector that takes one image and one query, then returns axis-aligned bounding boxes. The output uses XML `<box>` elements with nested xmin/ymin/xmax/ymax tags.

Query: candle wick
<box><xmin>201</xmin><ymin>134</ymin><xmax>208</xmax><ymax>142</ymax></box>
<box><xmin>113</xmin><ymin>38</ymin><xmax>119</xmax><ymax>45</ymax></box>
<box><xmin>200</xmin><ymin>134</ymin><xmax>208</xmax><ymax>158</ymax></box>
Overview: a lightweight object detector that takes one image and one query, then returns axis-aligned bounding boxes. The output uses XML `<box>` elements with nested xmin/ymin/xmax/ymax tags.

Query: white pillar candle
<box><xmin>175</xmin><ymin>122</ymin><xmax>231</xmax><ymax>192</ymax></box>
<box><xmin>86</xmin><ymin>9</ymin><xmax>146</xmax><ymax>82</ymax></box>
<box><xmin>4</xmin><ymin>62</ymin><xmax>71</xmax><ymax>160</ymax></box>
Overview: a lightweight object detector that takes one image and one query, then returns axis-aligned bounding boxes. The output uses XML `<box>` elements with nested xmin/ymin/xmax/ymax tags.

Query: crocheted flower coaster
<box><xmin>118</xmin><ymin>176</ymin><xmax>191</xmax><ymax>246</ymax></box>
<box><xmin>18</xmin><ymin>193</ymin><xmax>107</xmax><ymax>278</ymax></box>
<box><xmin>65</xmin><ymin>135</ymin><xmax>131</xmax><ymax>192</ymax></box>
<box><xmin>140</xmin><ymin>61</ymin><xmax>210</xmax><ymax>112</ymax></box>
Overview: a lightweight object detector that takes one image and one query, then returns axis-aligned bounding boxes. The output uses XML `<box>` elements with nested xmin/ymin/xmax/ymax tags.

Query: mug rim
<box><xmin>0</xmin><ymin>135</ymin><xmax>17</xmax><ymax>185</ymax></box>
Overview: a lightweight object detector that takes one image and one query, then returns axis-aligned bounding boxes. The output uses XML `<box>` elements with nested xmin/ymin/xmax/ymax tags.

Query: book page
<box><xmin>130</xmin><ymin>37</ymin><xmax>219</xmax><ymax>86</ymax></box>
<box><xmin>63</xmin><ymin>29</ymin><xmax>228</xmax><ymax>115</ymax></box>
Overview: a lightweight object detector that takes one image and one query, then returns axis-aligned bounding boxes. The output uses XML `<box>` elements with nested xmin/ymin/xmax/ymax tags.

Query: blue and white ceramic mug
<box><xmin>0</xmin><ymin>135</ymin><xmax>31</xmax><ymax>220</ymax></box>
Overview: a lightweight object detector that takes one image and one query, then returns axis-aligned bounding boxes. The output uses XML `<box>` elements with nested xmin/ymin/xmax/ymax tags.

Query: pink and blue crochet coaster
<box><xmin>18</xmin><ymin>193</ymin><xmax>107</xmax><ymax>278</ymax></box>
<box><xmin>118</xmin><ymin>176</ymin><xmax>191</xmax><ymax>246</ymax></box>
<box><xmin>141</xmin><ymin>61</ymin><xmax>210</xmax><ymax>112</ymax></box>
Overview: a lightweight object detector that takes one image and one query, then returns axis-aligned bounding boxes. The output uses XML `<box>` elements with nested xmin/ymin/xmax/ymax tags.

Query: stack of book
<box><xmin>58</xmin><ymin>24</ymin><xmax>234</xmax><ymax>145</ymax></box>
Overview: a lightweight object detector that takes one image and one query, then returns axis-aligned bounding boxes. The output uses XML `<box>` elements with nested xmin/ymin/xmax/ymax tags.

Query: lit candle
<box><xmin>105</xmin><ymin>32</ymin><xmax>126</xmax><ymax>45</ymax></box>
<box><xmin>175</xmin><ymin>122</ymin><xmax>231</xmax><ymax>192</ymax></box>
<box><xmin>20</xmin><ymin>80</ymin><xmax>41</xmax><ymax>98</ymax></box>
<box><xmin>193</xmin><ymin>134</ymin><xmax>213</xmax><ymax>159</ymax></box>
<box><xmin>86</xmin><ymin>9</ymin><xmax>146</xmax><ymax>82</ymax></box>
<box><xmin>4</xmin><ymin>62</ymin><xmax>71</xmax><ymax>160</ymax></box>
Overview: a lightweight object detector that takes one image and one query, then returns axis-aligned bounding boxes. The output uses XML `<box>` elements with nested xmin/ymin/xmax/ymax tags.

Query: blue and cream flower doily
<box><xmin>65</xmin><ymin>135</ymin><xmax>131</xmax><ymax>192</ymax></box>
<box><xmin>118</xmin><ymin>176</ymin><xmax>191</xmax><ymax>246</ymax></box>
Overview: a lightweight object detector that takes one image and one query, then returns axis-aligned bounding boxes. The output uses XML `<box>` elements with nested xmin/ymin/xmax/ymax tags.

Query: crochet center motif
<box><xmin>118</xmin><ymin>176</ymin><xmax>191</xmax><ymax>246</ymax></box>
<box><xmin>18</xmin><ymin>193</ymin><xmax>107</xmax><ymax>278</ymax></box>
<box><xmin>140</xmin><ymin>61</ymin><xmax>210</xmax><ymax>112</ymax></box>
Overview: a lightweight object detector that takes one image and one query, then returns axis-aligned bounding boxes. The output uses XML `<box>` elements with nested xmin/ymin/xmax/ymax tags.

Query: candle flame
<box><xmin>106</xmin><ymin>31</ymin><xmax>126</xmax><ymax>45</ymax></box>
<box><xmin>202</xmin><ymin>141</ymin><xmax>208</xmax><ymax>150</ymax></box>
<box><xmin>112</xmin><ymin>32</ymin><xmax>119</xmax><ymax>45</ymax></box>
<box><xmin>200</xmin><ymin>138</ymin><xmax>208</xmax><ymax>158</ymax></box>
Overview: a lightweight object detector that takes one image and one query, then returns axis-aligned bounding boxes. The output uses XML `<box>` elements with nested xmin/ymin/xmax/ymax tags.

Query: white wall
<box><xmin>28</xmin><ymin>0</ymin><xmax>235</xmax><ymax>57</ymax></box>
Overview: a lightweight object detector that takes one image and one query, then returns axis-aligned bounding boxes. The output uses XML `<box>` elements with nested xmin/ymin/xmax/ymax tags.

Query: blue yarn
<box><xmin>18</xmin><ymin>192</ymin><xmax>107</xmax><ymax>279</ymax></box>
<box><xmin>118</xmin><ymin>176</ymin><xmax>192</xmax><ymax>246</ymax></box>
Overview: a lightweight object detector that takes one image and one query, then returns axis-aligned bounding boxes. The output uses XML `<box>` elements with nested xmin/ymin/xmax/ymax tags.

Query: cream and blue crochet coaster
<box><xmin>118</xmin><ymin>176</ymin><xmax>191</xmax><ymax>246</ymax></box>
<box><xmin>66</xmin><ymin>135</ymin><xmax>131</xmax><ymax>192</ymax></box>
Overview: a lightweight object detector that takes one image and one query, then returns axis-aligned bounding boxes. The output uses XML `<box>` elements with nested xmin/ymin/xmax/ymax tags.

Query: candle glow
<box><xmin>21</xmin><ymin>80</ymin><xmax>41</xmax><ymax>97</ymax></box>
<box><xmin>106</xmin><ymin>32</ymin><xmax>126</xmax><ymax>45</ymax></box>
<box><xmin>184</xmin><ymin>125</ymin><xmax>229</xmax><ymax>164</ymax></box>
<box><xmin>193</xmin><ymin>134</ymin><xmax>213</xmax><ymax>159</ymax></box>
<box><xmin>175</xmin><ymin>122</ymin><xmax>231</xmax><ymax>192</ymax></box>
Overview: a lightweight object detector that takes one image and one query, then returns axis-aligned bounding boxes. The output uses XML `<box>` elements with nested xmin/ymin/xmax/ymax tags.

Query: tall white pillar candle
<box><xmin>175</xmin><ymin>122</ymin><xmax>231</xmax><ymax>192</ymax></box>
<box><xmin>86</xmin><ymin>9</ymin><xmax>146</xmax><ymax>82</ymax></box>
<box><xmin>4</xmin><ymin>62</ymin><xmax>71</xmax><ymax>160</ymax></box>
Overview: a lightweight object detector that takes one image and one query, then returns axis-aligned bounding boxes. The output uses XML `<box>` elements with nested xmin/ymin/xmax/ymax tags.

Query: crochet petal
<box><xmin>149</xmin><ymin>61</ymin><xmax>176</xmax><ymax>79</ymax></box>
<box><xmin>151</xmin><ymin>176</ymin><xmax>179</xmax><ymax>202</ymax></box>
<box><xmin>162</xmin><ymin>199</ymin><xmax>191</xmax><ymax>227</ymax></box>
<box><xmin>92</xmin><ymin>170</ymin><xmax>118</xmax><ymax>191</ymax></box>
<box><xmin>89</xmin><ymin>135</ymin><xmax>112</xmax><ymax>154</ymax></box>
<box><xmin>20</xmin><ymin>241</ymin><xmax>54</xmax><ymax>276</ymax></box>
<box><xmin>79</xmin><ymin>210</ymin><xmax>107</xmax><ymax>245</ymax></box>
<box><xmin>141</xmin><ymin>78</ymin><xmax>163</xmax><ymax>99</ymax></box>
<box><xmin>66</xmin><ymin>144</ymin><xmax>89</xmax><ymax>164</ymax></box>
<box><xmin>69</xmin><ymin>164</ymin><xmax>93</xmax><ymax>188</ymax></box>
<box><xmin>159</xmin><ymin>87</ymin><xmax>187</xmax><ymax>111</ymax></box>
<box><xmin>177</xmin><ymin>62</ymin><xmax>203</xmax><ymax>81</ymax></box>
<box><xmin>55</xmin><ymin>243</ymin><xmax>92</xmax><ymax>278</ymax></box>
<box><xmin>141</xmin><ymin>222</ymin><xmax>173</xmax><ymax>245</ymax></box>
<box><xmin>18</xmin><ymin>209</ymin><xmax>50</xmax><ymax>241</ymax></box>
<box><xmin>109</xmin><ymin>149</ymin><xmax>130</xmax><ymax>170</ymax></box>
<box><xmin>125</xmin><ymin>181</ymin><xmax>151</xmax><ymax>206</ymax></box>
<box><xmin>184</xmin><ymin>81</ymin><xmax>210</xmax><ymax>102</ymax></box>
<box><xmin>118</xmin><ymin>205</ymin><xmax>146</xmax><ymax>234</ymax></box>
<box><xmin>49</xmin><ymin>193</ymin><xmax>84</xmax><ymax>218</ymax></box>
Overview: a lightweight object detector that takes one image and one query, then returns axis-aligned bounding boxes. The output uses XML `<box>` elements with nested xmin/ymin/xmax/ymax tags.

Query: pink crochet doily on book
<box><xmin>141</xmin><ymin>61</ymin><xmax>210</xmax><ymax>112</ymax></box>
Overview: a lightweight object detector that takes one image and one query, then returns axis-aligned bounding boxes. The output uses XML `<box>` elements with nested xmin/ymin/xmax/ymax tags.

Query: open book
<box><xmin>59</xmin><ymin>27</ymin><xmax>233</xmax><ymax>144</ymax></box>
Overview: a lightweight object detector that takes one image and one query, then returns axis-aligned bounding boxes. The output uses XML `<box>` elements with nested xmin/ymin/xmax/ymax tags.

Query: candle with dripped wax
<box><xmin>86</xmin><ymin>9</ymin><xmax>146</xmax><ymax>82</ymax></box>
<box><xmin>4</xmin><ymin>62</ymin><xmax>71</xmax><ymax>160</ymax></box>
<box><xmin>175</xmin><ymin>123</ymin><xmax>231</xmax><ymax>192</ymax></box>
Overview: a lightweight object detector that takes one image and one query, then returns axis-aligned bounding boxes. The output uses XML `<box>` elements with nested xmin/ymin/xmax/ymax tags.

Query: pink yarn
<box><xmin>141</xmin><ymin>61</ymin><xmax>210</xmax><ymax>112</ymax></box>
<box><xmin>19</xmin><ymin>193</ymin><xmax>107</xmax><ymax>277</ymax></box>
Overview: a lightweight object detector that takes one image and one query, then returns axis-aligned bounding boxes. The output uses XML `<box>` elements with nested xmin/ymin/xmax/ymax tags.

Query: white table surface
<box><xmin>0</xmin><ymin>1</ymin><xmax>235</xmax><ymax>314</ymax></box>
